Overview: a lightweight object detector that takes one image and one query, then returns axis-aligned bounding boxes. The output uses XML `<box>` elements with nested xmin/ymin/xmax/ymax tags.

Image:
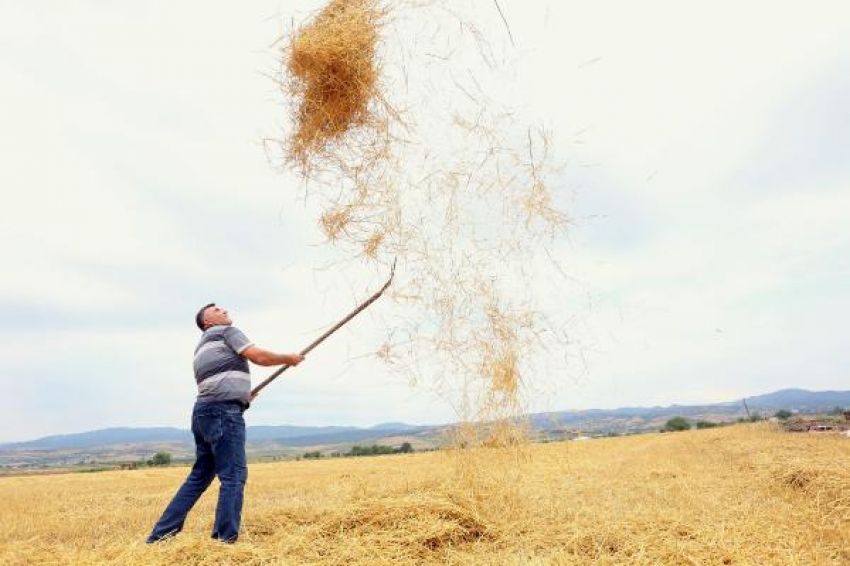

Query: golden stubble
<box><xmin>3</xmin><ymin>425</ymin><xmax>850</xmax><ymax>565</ymax></box>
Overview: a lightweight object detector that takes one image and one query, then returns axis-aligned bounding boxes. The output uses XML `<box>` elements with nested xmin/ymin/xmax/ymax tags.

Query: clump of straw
<box><xmin>484</xmin><ymin>348</ymin><xmax>519</xmax><ymax>395</ymax></box>
<box><xmin>318</xmin><ymin>492</ymin><xmax>491</xmax><ymax>552</ymax></box>
<box><xmin>320</xmin><ymin>206</ymin><xmax>354</xmax><ymax>241</ymax></box>
<box><xmin>285</xmin><ymin>0</ymin><xmax>386</xmax><ymax>168</ymax></box>
<box><xmin>363</xmin><ymin>230</ymin><xmax>386</xmax><ymax>258</ymax></box>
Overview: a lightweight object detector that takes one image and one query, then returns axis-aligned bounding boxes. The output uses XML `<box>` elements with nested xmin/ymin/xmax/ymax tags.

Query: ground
<box><xmin>1</xmin><ymin>424</ymin><xmax>848</xmax><ymax>565</ymax></box>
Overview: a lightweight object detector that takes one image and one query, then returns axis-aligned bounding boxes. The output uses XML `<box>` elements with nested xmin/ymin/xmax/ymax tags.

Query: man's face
<box><xmin>203</xmin><ymin>305</ymin><xmax>232</xmax><ymax>328</ymax></box>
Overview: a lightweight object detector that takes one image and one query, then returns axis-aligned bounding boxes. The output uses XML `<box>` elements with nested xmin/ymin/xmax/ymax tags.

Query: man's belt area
<box><xmin>225</xmin><ymin>400</ymin><xmax>250</xmax><ymax>411</ymax></box>
<box><xmin>198</xmin><ymin>399</ymin><xmax>249</xmax><ymax>411</ymax></box>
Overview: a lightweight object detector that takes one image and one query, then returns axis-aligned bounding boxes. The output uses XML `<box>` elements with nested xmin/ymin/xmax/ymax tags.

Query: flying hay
<box><xmin>277</xmin><ymin>0</ymin><xmax>570</xmax><ymax>500</ymax></box>
<box><xmin>285</xmin><ymin>0</ymin><xmax>387</xmax><ymax>170</ymax></box>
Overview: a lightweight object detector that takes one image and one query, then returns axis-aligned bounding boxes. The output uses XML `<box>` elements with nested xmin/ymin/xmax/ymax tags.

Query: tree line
<box><xmin>662</xmin><ymin>407</ymin><xmax>846</xmax><ymax>432</ymax></box>
<box><xmin>302</xmin><ymin>442</ymin><xmax>414</xmax><ymax>459</ymax></box>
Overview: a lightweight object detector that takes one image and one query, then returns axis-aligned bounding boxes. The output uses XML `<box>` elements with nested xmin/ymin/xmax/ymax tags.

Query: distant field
<box><xmin>1</xmin><ymin>424</ymin><xmax>848</xmax><ymax>565</ymax></box>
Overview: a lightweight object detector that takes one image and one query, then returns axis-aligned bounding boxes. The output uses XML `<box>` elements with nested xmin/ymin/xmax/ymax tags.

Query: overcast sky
<box><xmin>1</xmin><ymin>1</ymin><xmax>848</xmax><ymax>442</ymax></box>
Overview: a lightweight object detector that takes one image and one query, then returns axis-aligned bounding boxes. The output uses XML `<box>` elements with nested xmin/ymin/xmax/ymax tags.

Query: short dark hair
<box><xmin>195</xmin><ymin>302</ymin><xmax>216</xmax><ymax>331</ymax></box>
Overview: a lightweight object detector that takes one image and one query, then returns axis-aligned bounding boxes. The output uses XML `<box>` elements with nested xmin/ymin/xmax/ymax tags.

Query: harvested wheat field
<box><xmin>2</xmin><ymin>423</ymin><xmax>850</xmax><ymax>565</ymax></box>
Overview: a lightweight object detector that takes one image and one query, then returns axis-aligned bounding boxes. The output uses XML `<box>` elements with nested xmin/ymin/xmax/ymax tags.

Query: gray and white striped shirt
<box><xmin>194</xmin><ymin>325</ymin><xmax>254</xmax><ymax>404</ymax></box>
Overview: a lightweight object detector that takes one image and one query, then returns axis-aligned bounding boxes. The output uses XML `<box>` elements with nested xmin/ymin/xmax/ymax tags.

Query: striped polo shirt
<box><xmin>194</xmin><ymin>325</ymin><xmax>254</xmax><ymax>404</ymax></box>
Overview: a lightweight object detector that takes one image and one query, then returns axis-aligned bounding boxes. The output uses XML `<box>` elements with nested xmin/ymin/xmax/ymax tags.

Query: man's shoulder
<box><xmin>196</xmin><ymin>325</ymin><xmax>237</xmax><ymax>345</ymax></box>
<box><xmin>222</xmin><ymin>326</ymin><xmax>252</xmax><ymax>350</ymax></box>
<box><xmin>197</xmin><ymin>325</ymin><xmax>250</xmax><ymax>349</ymax></box>
<box><xmin>223</xmin><ymin>325</ymin><xmax>248</xmax><ymax>338</ymax></box>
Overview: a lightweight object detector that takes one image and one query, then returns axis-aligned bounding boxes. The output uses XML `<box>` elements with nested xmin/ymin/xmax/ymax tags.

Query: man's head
<box><xmin>195</xmin><ymin>303</ymin><xmax>232</xmax><ymax>331</ymax></box>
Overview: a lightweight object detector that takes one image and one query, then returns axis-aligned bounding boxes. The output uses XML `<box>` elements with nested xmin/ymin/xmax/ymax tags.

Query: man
<box><xmin>146</xmin><ymin>303</ymin><xmax>304</xmax><ymax>544</ymax></box>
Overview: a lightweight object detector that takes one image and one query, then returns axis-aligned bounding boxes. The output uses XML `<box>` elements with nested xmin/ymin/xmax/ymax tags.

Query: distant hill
<box><xmin>0</xmin><ymin>425</ymin><xmax>369</xmax><ymax>450</ymax></box>
<box><xmin>368</xmin><ymin>422</ymin><xmax>422</xmax><ymax>431</ymax></box>
<box><xmin>528</xmin><ymin>388</ymin><xmax>850</xmax><ymax>431</ymax></box>
<box><xmin>2</xmin><ymin>388</ymin><xmax>848</xmax><ymax>456</ymax></box>
<box><xmin>0</xmin><ymin>424</ymin><xmax>434</xmax><ymax>451</ymax></box>
<box><xmin>266</xmin><ymin>426</ymin><xmax>431</xmax><ymax>447</ymax></box>
<box><xmin>247</xmin><ymin>425</ymin><xmax>360</xmax><ymax>442</ymax></box>
<box><xmin>745</xmin><ymin>388</ymin><xmax>850</xmax><ymax>411</ymax></box>
<box><xmin>0</xmin><ymin>427</ymin><xmax>192</xmax><ymax>450</ymax></box>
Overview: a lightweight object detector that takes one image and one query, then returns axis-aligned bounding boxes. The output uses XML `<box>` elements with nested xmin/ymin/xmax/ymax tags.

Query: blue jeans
<box><xmin>147</xmin><ymin>401</ymin><xmax>248</xmax><ymax>543</ymax></box>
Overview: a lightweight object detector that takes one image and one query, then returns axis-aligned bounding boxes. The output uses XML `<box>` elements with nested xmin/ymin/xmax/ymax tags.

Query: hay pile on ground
<box><xmin>316</xmin><ymin>491</ymin><xmax>491</xmax><ymax>555</ymax></box>
<box><xmin>283</xmin><ymin>0</ymin><xmax>388</xmax><ymax>170</ymax></box>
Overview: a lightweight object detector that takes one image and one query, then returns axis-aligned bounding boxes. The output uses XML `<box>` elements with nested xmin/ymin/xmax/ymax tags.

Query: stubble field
<box><xmin>1</xmin><ymin>423</ymin><xmax>849</xmax><ymax>565</ymax></box>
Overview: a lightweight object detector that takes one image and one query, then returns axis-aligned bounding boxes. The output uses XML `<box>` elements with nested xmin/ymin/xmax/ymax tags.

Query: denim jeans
<box><xmin>147</xmin><ymin>401</ymin><xmax>248</xmax><ymax>543</ymax></box>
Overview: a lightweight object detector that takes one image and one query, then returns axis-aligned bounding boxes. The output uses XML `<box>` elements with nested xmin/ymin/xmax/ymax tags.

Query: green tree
<box><xmin>663</xmin><ymin>417</ymin><xmax>691</xmax><ymax>432</ymax></box>
<box><xmin>399</xmin><ymin>442</ymin><xmax>413</xmax><ymax>454</ymax></box>
<box><xmin>348</xmin><ymin>445</ymin><xmax>367</xmax><ymax>456</ymax></box>
<box><xmin>347</xmin><ymin>444</ymin><xmax>400</xmax><ymax>457</ymax></box>
<box><xmin>737</xmin><ymin>414</ymin><xmax>762</xmax><ymax>423</ymax></box>
<box><xmin>695</xmin><ymin>420</ymin><xmax>719</xmax><ymax>429</ymax></box>
<box><xmin>774</xmin><ymin>409</ymin><xmax>793</xmax><ymax>420</ymax></box>
<box><xmin>148</xmin><ymin>452</ymin><xmax>172</xmax><ymax>467</ymax></box>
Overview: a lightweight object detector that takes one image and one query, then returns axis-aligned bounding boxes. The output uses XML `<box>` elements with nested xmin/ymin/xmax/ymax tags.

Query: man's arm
<box><xmin>241</xmin><ymin>346</ymin><xmax>304</xmax><ymax>367</ymax></box>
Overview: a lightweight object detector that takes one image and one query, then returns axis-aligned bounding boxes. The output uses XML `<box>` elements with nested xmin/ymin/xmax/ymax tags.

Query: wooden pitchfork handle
<box><xmin>250</xmin><ymin>260</ymin><xmax>396</xmax><ymax>401</ymax></box>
